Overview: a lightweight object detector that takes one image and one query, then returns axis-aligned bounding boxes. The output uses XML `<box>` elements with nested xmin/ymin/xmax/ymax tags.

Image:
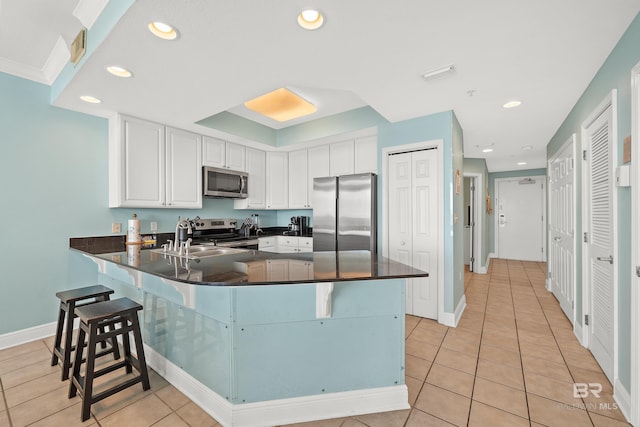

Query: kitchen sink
<box><xmin>151</xmin><ymin>246</ymin><xmax>246</xmax><ymax>259</ymax></box>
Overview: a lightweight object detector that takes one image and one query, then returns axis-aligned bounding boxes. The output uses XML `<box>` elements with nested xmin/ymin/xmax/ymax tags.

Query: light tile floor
<box><xmin>0</xmin><ymin>259</ymin><xmax>631</xmax><ymax>426</ymax></box>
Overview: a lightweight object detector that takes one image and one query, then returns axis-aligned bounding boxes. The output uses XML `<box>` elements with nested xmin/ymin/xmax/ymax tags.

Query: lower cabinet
<box><xmin>258</xmin><ymin>236</ymin><xmax>312</xmax><ymax>253</ymax></box>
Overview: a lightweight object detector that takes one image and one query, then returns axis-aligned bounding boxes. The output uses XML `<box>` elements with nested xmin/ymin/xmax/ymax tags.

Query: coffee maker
<box><xmin>288</xmin><ymin>216</ymin><xmax>309</xmax><ymax>235</ymax></box>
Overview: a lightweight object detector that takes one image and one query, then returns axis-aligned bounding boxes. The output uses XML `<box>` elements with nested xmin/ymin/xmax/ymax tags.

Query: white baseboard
<box><xmin>545</xmin><ymin>279</ymin><xmax>552</xmax><ymax>292</ymax></box>
<box><xmin>439</xmin><ymin>295</ymin><xmax>466</xmax><ymax>327</ymax></box>
<box><xmin>614</xmin><ymin>378</ymin><xmax>632</xmax><ymax>424</ymax></box>
<box><xmin>144</xmin><ymin>344</ymin><xmax>409</xmax><ymax>427</ymax></box>
<box><xmin>573</xmin><ymin>322</ymin><xmax>586</xmax><ymax>347</ymax></box>
<box><xmin>476</xmin><ymin>254</ymin><xmax>491</xmax><ymax>274</ymax></box>
<box><xmin>0</xmin><ymin>321</ymin><xmax>57</xmax><ymax>350</ymax></box>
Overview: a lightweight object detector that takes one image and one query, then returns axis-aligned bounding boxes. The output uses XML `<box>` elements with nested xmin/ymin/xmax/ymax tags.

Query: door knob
<box><xmin>553</xmin><ymin>236</ymin><xmax>562</xmax><ymax>242</ymax></box>
<box><xmin>596</xmin><ymin>255</ymin><xmax>614</xmax><ymax>264</ymax></box>
<box><xmin>400</xmin><ymin>241</ymin><xmax>406</xmax><ymax>246</ymax></box>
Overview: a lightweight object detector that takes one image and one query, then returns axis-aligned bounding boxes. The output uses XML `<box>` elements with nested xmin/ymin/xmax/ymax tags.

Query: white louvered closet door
<box><xmin>586</xmin><ymin>104</ymin><xmax>614</xmax><ymax>381</ymax></box>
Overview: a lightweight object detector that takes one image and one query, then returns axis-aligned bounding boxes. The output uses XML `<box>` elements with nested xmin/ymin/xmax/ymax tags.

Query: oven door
<box><xmin>203</xmin><ymin>166</ymin><xmax>248</xmax><ymax>198</ymax></box>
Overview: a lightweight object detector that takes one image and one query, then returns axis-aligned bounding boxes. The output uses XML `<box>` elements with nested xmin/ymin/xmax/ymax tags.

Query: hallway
<box><xmin>0</xmin><ymin>260</ymin><xmax>631</xmax><ymax>426</ymax></box>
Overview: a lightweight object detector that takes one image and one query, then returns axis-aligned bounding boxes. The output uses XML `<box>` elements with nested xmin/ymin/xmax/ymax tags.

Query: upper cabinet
<box><xmin>354</xmin><ymin>136</ymin><xmax>378</xmax><ymax>174</ymax></box>
<box><xmin>165</xmin><ymin>127</ymin><xmax>203</xmax><ymax>208</ymax></box>
<box><xmin>234</xmin><ymin>147</ymin><xmax>266</xmax><ymax>210</ymax></box>
<box><xmin>109</xmin><ymin>115</ymin><xmax>202</xmax><ymax>209</ymax></box>
<box><xmin>329</xmin><ymin>140</ymin><xmax>355</xmax><ymax>176</ymax></box>
<box><xmin>266</xmin><ymin>152</ymin><xmax>288</xmax><ymax>209</ymax></box>
<box><xmin>288</xmin><ymin>145</ymin><xmax>330</xmax><ymax>209</ymax></box>
<box><xmin>202</xmin><ymin>136</ymin><xmax>246</xmax><ymax>171</ymax></box>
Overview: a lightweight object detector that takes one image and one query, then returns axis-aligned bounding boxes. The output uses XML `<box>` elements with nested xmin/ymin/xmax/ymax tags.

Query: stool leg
<box><xmin>80</xmin><ymin>322</ymin><xmax>98</xmax><ymax>422</ymax></box>
<box><xmin>50</xmin><ymin>303</ymin><xmax>66</xmax><ymax>367</ymax></box>
<box><xmin>130</xmin><ymin>313</ymin><xmax>150</xmax><ymax>390</ymax></box>
<box><xmin>122</xmin><ymin>318</ymin><xmax>132</xmax><ymax>374</ymax></box>
<box><xmin>97</xmin><ymin>295</ymin><xmax>109</xmax><ymax>350</ymax></box>
<box><xmin>61</xmin><ymin>301</ymin><xmax>76</xmax><ymax>381</ymax></box>
<box><xmin>68</xmin><ymin>325</ymin><xmax>86</xmax><ymax>399</ymax></box>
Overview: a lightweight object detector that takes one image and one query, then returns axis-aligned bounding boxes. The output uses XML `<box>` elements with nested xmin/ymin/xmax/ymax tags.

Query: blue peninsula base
<box><xmin>86</xmin><ymin>255</ymin><xmax>409</xmax><ymax>426</ymax></box>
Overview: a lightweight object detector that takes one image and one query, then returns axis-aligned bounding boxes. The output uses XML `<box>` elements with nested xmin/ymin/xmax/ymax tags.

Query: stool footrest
<box><xmin>91</xmin><ymin>376</ymin><xmax>146</xmax><ymax>405</ymax></box>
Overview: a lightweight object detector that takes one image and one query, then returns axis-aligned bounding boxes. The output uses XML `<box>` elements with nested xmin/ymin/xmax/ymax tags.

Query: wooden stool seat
<box><xmin>69</xmin><ymin>297</ymin><xmax>150</xmax><ymax>422</ymax></box>
<box><xmin>51</xmin><ymin>285</ymin><xmax>119</xmax><ymax>380</ymax></box>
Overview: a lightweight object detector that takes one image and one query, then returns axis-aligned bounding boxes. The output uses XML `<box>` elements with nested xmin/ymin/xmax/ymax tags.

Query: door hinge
<box><xmin>548</xmin><ymin>271</ymin><xmax>552</xmax><ymax>279</ymax></box>
<box><xmin>637</xmin><ymin>266</ymin><xmax>640</xmax><ymax>278</ymax></box>
<box><xmin>583</xmin><ymin>232</ymin><xmax>588</xmax><ymax>243</ymax></box>
<box><xmin>572</xmin><ymin>300</ymin><xmax>575</xmax><ymax>309</ymax></box>
<box><xmin>583</xmin><ymin>150</ymin><xmax>587</xmax><ymax>160</ymax></box>
<box><xmin>584</xmin><ymin>314</ymin><xmax>589</xmax><ymax>326</ymax></box>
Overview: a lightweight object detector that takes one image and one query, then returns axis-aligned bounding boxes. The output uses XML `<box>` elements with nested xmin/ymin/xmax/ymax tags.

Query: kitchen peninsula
<box><xmin>71</xmin><ymin>241</ymin><xmax>428</xmax><ymax>427</ymax></box>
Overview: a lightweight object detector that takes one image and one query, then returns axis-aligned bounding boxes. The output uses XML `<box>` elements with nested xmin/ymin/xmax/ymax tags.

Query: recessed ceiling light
<box><xmin>106</xmin><ymin>65</ymin><xmax>132</xmax><ymax>78</ymax></box>
<box><xmin>521</xmin><ymin>145</ymin><xmax>533</xmax><ymax>151</ymax></box>
<box><xmin>482</xmin><ymin>148</ymin><xmax>493</xmax><ymax>153</ymax></box>
<box><xmin>517</xmin><ymin>161</ymin><xmax>527</xmax><ymax>166</ymax></box>
<box><xmin>297</xmin><ymin>9</ymin><xmax>324</xmax><ymax>30</ymax></box>
<box><xmin>148</xmin><ymin>21</ymin><xmax>178</xmax><ymax>40</ymax></box>
<box><xmin>503</xmin><ymin>100</ymin><xmax>522</xmax><ymax>109</ymax></box>
<box><xmin>245</xmin><ymin>87</ymin><xmax>317</xmax><ymax>122</ymax></box>
<box><xmin>80</xmin><ymin>95</ymin><xmax>101</xmax><ymax>104</ymax></box>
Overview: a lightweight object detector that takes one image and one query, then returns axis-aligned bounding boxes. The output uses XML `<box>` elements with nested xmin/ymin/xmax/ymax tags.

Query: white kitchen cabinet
<box><xmin>258</xmin><ymin>236</ymin><xmax>277</xmax><ymax>252</ymax></box>
<box><xmin>202</xmin><ymin>136</ymin><xmax>246</xmax><ymax>171</ymax></box>
<box><xmin>354</xmin><ymin>136</ymin><xmax>378</xmax><ymax>174</ymax></box>
<box><xmin>266</xmin><ymin>260</ymin><xmax>289</xmax><ymax>281</ymax></box>
<box><xmin>165</xmin><ymin>127</ymin><xmax>203</xmax><ymax>208</ymax></box>
<box><xmin>329</xmin><ymin>140</ymin><xmax>355</xmax><ymax>176</ymax></box>
<box><xmin>266</xmin><ymin>152</ymin><xmax>288</xmax><ymax>209</ymax></box>
<box><xmin>298</xmin><ymin>237</ymin><xmax>313</xmax><ymax>253</ymax></box>
<box><xmin>109</xmin><ymin>115</ymin><xmax>202</xmax><ymax>208</ymax></box>
<box><xmin>258</xmin><ymin>236</ymin><xmax>312</xmax><ymax>253</ymax></box>
<box><xmin>234</xmin><ymin>147</ymin><xmax>266</xmax><ymax>209</ymax></box>
<box><xmin>289</xmin><ymin>260</ymin><xmax>314</xmax><ymax>280</ymax></box>
<box><xmin>307</xmin><ymin>145</ymin><xmax>330</xmax><ymax>206</ymax></box>
<box><xmin>288</xmin><ymin>149</ymin><xmax>309</xmax><ymax>208</ymax></box>
<box><xmin>288</xmin><ymin>146</ymin><xmax>330</xmax><ymax>209</ymax></box>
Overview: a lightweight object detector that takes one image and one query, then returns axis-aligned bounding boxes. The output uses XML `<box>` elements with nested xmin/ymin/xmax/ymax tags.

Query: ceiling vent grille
<box><xmin>70</xmin><ymin>28</ymin><xmax>87</xmax><ymax>66</ymax></box>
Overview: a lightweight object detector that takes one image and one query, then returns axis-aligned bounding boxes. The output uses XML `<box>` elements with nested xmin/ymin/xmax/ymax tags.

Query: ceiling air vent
<box><xmin>70</xmin><ymin>28</ymin><xmax>87</xmax><ymax>66</ymax></box>
<box><xmin>519</xmin><ymin>178</ymin><xmax>536</xmax><ymax>185</ymax></box>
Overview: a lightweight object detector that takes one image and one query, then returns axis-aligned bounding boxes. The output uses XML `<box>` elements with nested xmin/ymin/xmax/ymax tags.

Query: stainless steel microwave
<box><xmin>203</xmin><ymin>166</ymin><xmax>248</xmax><ymax>198</ymax></box>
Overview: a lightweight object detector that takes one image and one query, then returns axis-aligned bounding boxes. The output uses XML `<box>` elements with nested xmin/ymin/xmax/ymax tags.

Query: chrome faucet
<box><xmin>174</xmin><ymin>218</ymin><xmax>193</xmax><ymax>251</ymax></box>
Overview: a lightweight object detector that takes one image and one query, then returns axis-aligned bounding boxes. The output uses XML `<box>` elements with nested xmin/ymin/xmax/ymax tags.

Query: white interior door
<box><xmin>584</xmin><ymin>101</ymin><xmax>615</xmax><ymax>381</ymax></box>
<box><xmin>388</xmin><ymin>149</ymin><xmax>439</xmax><ymax>319</ymax></box>
<box><xmin>497</xmin><ymin>178</ymin><xmax>545</xmax><ymax>261</ymax></box>
<box><xmin>548</xmin><ymin>137</ymin><xmax>576</xmax><ymax>322</ymax></box>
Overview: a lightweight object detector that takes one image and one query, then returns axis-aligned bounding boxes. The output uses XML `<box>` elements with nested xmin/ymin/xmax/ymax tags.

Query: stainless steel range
<box><xmin>191</xmin><ymin>218</ymin><xmax>259</xmax><ymax>249</ymax></box>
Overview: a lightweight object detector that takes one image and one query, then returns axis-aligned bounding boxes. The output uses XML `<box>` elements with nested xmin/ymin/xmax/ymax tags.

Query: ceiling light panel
<box><xmin>244</xmin><ymin>88</ymin><xmax>317</xmax><ymax>122</ymax></box>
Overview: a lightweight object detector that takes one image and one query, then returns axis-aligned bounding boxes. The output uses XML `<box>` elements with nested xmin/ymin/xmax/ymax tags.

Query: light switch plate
<box><xmin>150</xmin><ymin>221</ymin><xmax>158</xmax><ymax>232</ymax></box>
<box><xmin>112</xmin><ymin>222</ymin><xmax>121</xmax><ymax>233</ymax></box>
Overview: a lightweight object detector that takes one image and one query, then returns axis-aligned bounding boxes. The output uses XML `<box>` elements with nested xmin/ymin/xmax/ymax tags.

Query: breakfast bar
<box><xmin>71</xmin><ymin>243</ymin><xmax>428</xmax><ymax>427</ymax></box>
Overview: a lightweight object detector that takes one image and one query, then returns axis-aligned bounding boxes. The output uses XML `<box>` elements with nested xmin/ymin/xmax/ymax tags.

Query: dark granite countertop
<box><xmin>70</xmin><ymin>236</ymin><xmax>427</xmax><ymax>286</ymax></box>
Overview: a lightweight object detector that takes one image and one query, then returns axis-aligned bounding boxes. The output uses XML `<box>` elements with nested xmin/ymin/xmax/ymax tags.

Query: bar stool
<box><xmin>51</xmin><ymin>285</ymin><xmax>119</xmax><ymax>380</ymax></box>
<box><xmin>69</xmin><ymin>297</ymin><xmax>150</xmax><ymax>422</ymax></box>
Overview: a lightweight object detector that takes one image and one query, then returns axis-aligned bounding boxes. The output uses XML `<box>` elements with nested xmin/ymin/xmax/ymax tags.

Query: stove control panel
<box><xmin>193</xmin><ymin>218</ymin><xmax>237</xmax><ymax>230</ymax></box>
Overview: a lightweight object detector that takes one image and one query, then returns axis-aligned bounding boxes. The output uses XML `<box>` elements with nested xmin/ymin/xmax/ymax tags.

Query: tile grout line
<box><xmin>0</xmin><ymin>376</ymin><xmax>14</xmax><ymax>427</ymax></box>
<box><xmin>465</xmin><ymin>260</ymin><xmax>491</xmax><ymax>426</ymax></box>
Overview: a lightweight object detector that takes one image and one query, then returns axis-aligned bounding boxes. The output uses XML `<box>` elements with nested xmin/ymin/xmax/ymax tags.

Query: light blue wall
<box><xmin>546</xmin><ymin>11</ymin><xmax>640</xmax><ymax>392</ymax></box>
<box><xmin>0</xmin><ymin>71</ymin><xmax>278</xmax><ymax>335</ymax></box>
<box><xmin>487</xmin><ymin>168</ymin><xmax>547</xmax><ymax>255</ymax></box>
<box><xmin>1</xmin><ymin>71</ymin><xmax>463</xmax><ymax>335</ymax></box>
<box><xmin>463</xmin><ymin>158</ymin><xmax>490</xmax><ymax>270</ymax></box>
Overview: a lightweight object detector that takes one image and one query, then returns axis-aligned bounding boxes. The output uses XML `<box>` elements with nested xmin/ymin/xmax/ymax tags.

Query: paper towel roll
<box><xmin>127</xmin><ymin>214</ymin><xmax>141</xmax><ymax>243</ymax></box>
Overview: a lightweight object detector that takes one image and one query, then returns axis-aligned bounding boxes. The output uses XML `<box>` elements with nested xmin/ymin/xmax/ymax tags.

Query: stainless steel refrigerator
<box><xmin>313</xmin><ymin>173</ymin><xmax>377</xmax><ymax>252</ymax></box>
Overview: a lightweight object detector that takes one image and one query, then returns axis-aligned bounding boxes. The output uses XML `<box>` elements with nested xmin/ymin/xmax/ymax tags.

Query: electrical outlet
<box><xmin>150</xmin><ymin>221</ymin><xmax>158</xmax><ymax>232</ymax></box>
<box><xmin>112</xmin><ymin>222</ymin><xmax>121</xmax><ymax>233</ymax></box>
